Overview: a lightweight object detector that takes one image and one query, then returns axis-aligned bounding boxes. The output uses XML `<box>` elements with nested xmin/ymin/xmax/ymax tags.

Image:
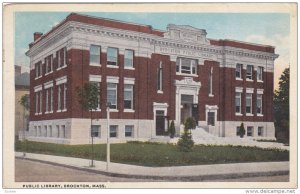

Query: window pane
<box><xmin>124</xmin><ymin>50</ymin><xmax>133</xmax><ymax>67</ymax></box>
<box><xmin>91</xmin><ymin>125</ymin><xmax>100</xmax><ymax>137</ymax></box>
<box><xmin>125</xmin><ymin>125</ymin><xmax>133</xmax><ymax>137</ymax></box>
<box><xmin>236</xmin><ymin>64</ymin><xmax>241</xmax><ymax>78</ymax></box>
<box><xmin>246</xmin><ymin>65</ymin><xmax>253</xmax><ymax>79</ymax></box>
<box><xmin>110</xmin><ymin>125</ymin><xmax>118</xmax><ymax>137</ymax></box>
<box><xmin>247</xmin><ymin>127</ymin><xmax>253</xmax><ymax>136</ymax></box>
<box><xmin>107</xmin><ymin>47</ymin><xmax>118</xmax><ymax>65</ymax></box>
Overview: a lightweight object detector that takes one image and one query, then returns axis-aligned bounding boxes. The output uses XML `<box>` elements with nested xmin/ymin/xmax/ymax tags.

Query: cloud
<box><xmin>245</xmin><ymin>34</ymin><xmax>290</xmax><ymax>89</ymax></box>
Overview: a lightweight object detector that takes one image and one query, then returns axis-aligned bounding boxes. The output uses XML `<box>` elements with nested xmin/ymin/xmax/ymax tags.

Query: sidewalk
<box><xmin>15</xmin><ymin>152</ymin><xmax>289</xmax><ymax>181</ymax></box>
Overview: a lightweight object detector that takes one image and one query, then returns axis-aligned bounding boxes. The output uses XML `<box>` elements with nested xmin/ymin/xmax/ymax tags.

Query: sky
<box><xmin>14</xmin><ymin>12</ymin><xmax>290</xmax><ymax>88</ymax></box>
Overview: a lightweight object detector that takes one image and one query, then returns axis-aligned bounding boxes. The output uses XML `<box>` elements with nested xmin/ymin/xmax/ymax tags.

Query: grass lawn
<box><xmin>15</xmin><ymin>141</ymin><xmax>289</xmax><ymax>167</ymax></box>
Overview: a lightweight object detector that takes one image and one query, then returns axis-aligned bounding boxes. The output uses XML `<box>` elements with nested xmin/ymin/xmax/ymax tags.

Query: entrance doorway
<box><xmin>156</xmin><ymin>110</ymin><xmax>165</xmax><ymax>136</ymax></box>
<box><xmin>181</xmin><ymin>95</ymin><xmax>193</xmax><ymax>123</ymax></box>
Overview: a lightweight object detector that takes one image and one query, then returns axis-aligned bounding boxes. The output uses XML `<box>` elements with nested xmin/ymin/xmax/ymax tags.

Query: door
<box><xmin>156</xmin><ymin>110</ymin><xmax>165</xmax><ymax>136</ymax></box>
<box><xmin>192</xmin><ymin>103</ymin><xmax>199</xmax><ymax>122</ymax></box>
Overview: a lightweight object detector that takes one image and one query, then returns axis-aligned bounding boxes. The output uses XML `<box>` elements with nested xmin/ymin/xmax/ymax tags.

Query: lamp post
<box><xmin>106</xmin><ymin>102</ymin><xmax>111</xmax><ymax>172</ymax></box>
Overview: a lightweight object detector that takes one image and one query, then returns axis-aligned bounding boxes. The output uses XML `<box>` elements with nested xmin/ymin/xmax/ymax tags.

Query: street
<box><xmin>15</xmin><ymin>158</ymin><xmax>289</xmax><ymax>182</ymax></box>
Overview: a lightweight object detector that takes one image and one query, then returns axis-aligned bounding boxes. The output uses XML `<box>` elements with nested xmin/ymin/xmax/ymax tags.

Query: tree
<box><xmin>19</xmin><ymin>94</ymin><xmax>30</xmax><ymax>139</ymax></box>
<box><xmin>238</xmin><ymin>123</ymin><xmax>245</xmax><ymax>138</ymax></box>
<box><xmin>274</xmin><ymin>67</ymin><xmax>289</xmax><ymax>143</ymax></box>
<box><xmin>177</xmin><ymin>117</ymin><xmax>195</xmax><ymax>152</ymax></box>
<box><xmin>168</xmin><ymin>120</ymin><xmax>175</xmax><ymax>138</ymax></box>
<box><xmin>76</xmin><ymin>82</ymin><xmax>100</xmax><ymax>167</ymax></box>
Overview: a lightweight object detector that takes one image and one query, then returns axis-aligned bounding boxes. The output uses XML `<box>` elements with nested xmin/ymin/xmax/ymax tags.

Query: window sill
<box><xmin>90</xmin><ymin>63</ymin><xmax>101</xmax><ymax>67</ymax></box>
<box><xmin>57</xmin><ymin>110</ymin><xmax>62</xmax><ymax>113</ymax></box>
<box><xmin>246</xmin><ymin>113</ymin><xmax>254</xmax><ymax>116</ymax></box>
<box><xmin>62</xmin><ymin>109</ymin><xmax>67</xmax><ymax>112</ymax></box>
<box><xmin>94</xmin><ymin>108</ymin><xmax>101</xmax><ymax>112</ymax></box>
<box><xmin>209</xmin><ymin>94</ymin><xmax>214</xmax><ymax>97</ymax></box>
<box><xmin>109</xmin><ymin>109</ymin><xmax>119</xmax><ymax>112</ymax></box>
<box><xmin>124</xmin><ymin>67</ymin><xmax>135</xmax><ymax>70</ymax></box>
<box><xmin>124</xmin><ymin>109</ymin><xmax>135</xmax><ymax>113</ymax></box>
<box><xmin>45</xmin><ymin>71</ymin><xmax>53</xmax><ymax>76</ymax></box>
<box><xmin>235</xmin><ymin>113</ymin><xmax>243</xmax><ymax>116</ymax></box>
<box><xmin>246</xmin><ymin>79</ymin><xmax>253</xmax><ymax>82</ymax></box>
<box><xmin>176</xmin><ymin>73</ymin><xmax>198</xmax><ymax>77</ymax></box>
<box><xmin>125</xmin><ymin>136</ymin><xmax>134</xmax><ymax>138</ymax></box>
<box><xmin>35</xmin><ymin>76</ymin><xmax>42</xmax><ymax>80</ymax></box>
<box><xmin>57</xmin><ymin>65</ymin><xmax>67</xmax><ymax>71</ymax></box>
<box><xmin>257</xmin><ymin>114</ymin><xmax>264</xmax><ymax>117</ymax></box>
<box><xmin>35</xmin><ymin>113</ymin><xmax>38</xmax><ymax>116</ymax></box>
<box><xmin>257</xmin><ymin>80</ymin><xmax>264</xmax><ymax>83</ymax></box>
<box><xmin>157</xmin><ymin>90</ymin><xmax>163</xmax><ymax>94</ymax></box>
<box><xmin>235</xmin><ymin>77</ymin><xmax>243</xmax><ymax>81</ymax></box>
<box><xmin>107</xmin><ymin>65</ymin><xmax>119</xmax><ymax>69</ymax></box>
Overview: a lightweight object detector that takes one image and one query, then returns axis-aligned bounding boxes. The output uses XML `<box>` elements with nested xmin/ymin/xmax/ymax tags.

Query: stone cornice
<box><xmin>27</xmin><ymin>20</ymin><xmax>279</xmax><ymax>63</ymax></box>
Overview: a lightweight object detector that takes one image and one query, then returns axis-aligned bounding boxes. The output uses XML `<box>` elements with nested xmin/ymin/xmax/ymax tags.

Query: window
<box><xmin>46</xmin><ymin>89</ymin><xmax>49</xmax><ymax>112</ymax></box>
<box><xmin>247</xmin><ymin>126</ymin><xmax>253</xmax><ymax>136</ymax></box>
<box><xmin>34</xmin><ymin>126</ymin><xmax>37</xmax><ymax>136</ymax></box>
<box><xmin>110</xmin><ymin>125</ymin><xmax>118</xmax><ymax>138</ymax></box>
<box><xmin>235</xmin><ymin>92</ymin><xmax>242</xmax><ymax>114</ymax></box>
<box><xmin>236</xmin><ymin>126</ymin><xmax>240</xmax><ymax>136</ymax></box>
<box><xmin>246</xmin><ymin>93</ymin><xmax>252</xmax><ymax>114</ymax></box>
<box><xmin>50</xmin><ymin>87</ymin><xmax>53</xmax><ymax>112</ymax></box>
<box><xmin>208</xmin><ymin>67</ymin><xmax>213</xmax><ymax>96</ymax></box>
<box><xmin>125</xmin><ymin>125</ymin><xmax>134</xmax><ymax>137</ymax></box>
<box><xmin>124</xmin><ymin>84</ymin><xmax>133</xmax><ymax>110</ymax></box>
<box><xmin>207</xmin><ymin>112</ymin><xmax>215</xmax><ymax>126</ymax></box>
<box><xmin>176</xmin><ymin>58</ymin><xmax>197</xmax><ymax>75</ymax></box>
<box><xmin>257</xmin><ymin>66</ymin><xmax>263</xmax><ymax>81</ymax></box>
<box><xmin>246</xmin><ymin>65</ymin><xmax>253</xmax><ymax>80</ymax></box>
<box><xmin>257</xmin><ymin>94</ymin><xmax>263</xmax><ymax>115</ymax></box>
<box><xmin>90</xmin><ymin>45</ymin><xmax>101</xmax><ymax>65</ymax></box>
<box><xmin>157</xmin><ymin>62</ymin><xmax>163</xmax><ymax>92</ymax></box>
<box><xmin>107</xmin><ymin>83</ymin><xmax>117</xmax><ymax>109</ymax></box>
<box><xmin>57</xmin><ymin>85</ymin><xmax>61</xmax><ymax>111</ymax></box>
<box><xmin>124</xmin><ymin>49</ymin><xmax>134</xmax><ymax>68</ymax></box>
<box><xmin>91</xmin><ymin>125</ymin><xmax>100</xmax><ymax>137</ymax></box>
<box><xmin>63</xmin><ymin>83</ymin><xmax>67</xmax><ymax>110</ymax></box>
<box><xmin>258</xmin><ymin>127</ymin><xmax>263</xmax><ymax>136</ymax></box>
<box><xmin>46</xmin><ymin>55</ymin><xmax>53</xmax><ymax>73</ymax></box>
<box><xmin>35</xmin><ymin>63</ymin><xmax>39</xmax><ymax>78</ymax></box>
<box><xmin>57</xmin><ymin>47</ymin><xmax>67</xmax><ymax>68</ymax></box>
<box><xmin>35</xmin><ymin>92</ymin><xmax>38</xmax><ymax>113</ymax></box>
<box><xmin>236</xmin><ymin>64</ymin><xmax>242</xmax><ymax>79</ymax></box>
<box><xmin>107</xmin><ymin>47</ymin><xmax>118</xmax><ymax>66</ymax></box>
<box><xmin>39</xmin><ymin>91</ymin><xmax>43</xmax><ymax>113</ymax></box>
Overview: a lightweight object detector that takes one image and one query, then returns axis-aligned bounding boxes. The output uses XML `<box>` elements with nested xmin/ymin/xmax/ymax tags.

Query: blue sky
<box><xmin>14</xmin><ymin>12</ymin><xmax>290</xmax><ymax>87</ymax></box>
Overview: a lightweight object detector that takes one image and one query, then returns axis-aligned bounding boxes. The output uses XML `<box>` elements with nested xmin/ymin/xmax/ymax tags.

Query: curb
<box><xmin>16</xmin><ymin>156</ymin><xmax>289</xmax><ymax>181</ymax></box>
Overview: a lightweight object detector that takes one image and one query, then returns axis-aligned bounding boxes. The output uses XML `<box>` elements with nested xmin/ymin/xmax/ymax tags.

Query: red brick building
<box><xmin>26</xmin><ymin>13</ymin><xmax>278</xmax><ymax>144</ymax></box>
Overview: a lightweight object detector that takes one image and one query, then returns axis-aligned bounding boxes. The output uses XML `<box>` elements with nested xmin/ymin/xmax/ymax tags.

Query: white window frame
<box><xmin>247</xmin><ymin>126</ymin><xmax>253</xmax><ymax>137</ymax></box>
<box><xmin>89</xmin><ymin>45</ymin><xmax>101</xmax><ymax>66</ymax></box>
<box><xmin>39</xmin><ymin>91</ymin><xmax>43</xmax><ymax>114</ymax></box>
<box><xmin>50</xmin><ymin>87</ymin><xmax>53</xmax><ymax>112</ymax></box>
<box><xmin>236</xmin><ymin>63</ymin><xmax>242</xmax><ymax>80</ymax></box>
<box><xmin>35</xmin><ymin>92</ymin><xmax>39</xmax><ymax>114</ymax></box>
<box><xmin>257</xmin><ymin>93</ymin><xmax>263</xmax><ymax>116</ymax></box>
<box><xmin>107</xmin><ymin>47</ymin><xmax>118</xmax><ymax>67</ymax></box>
<box><xmin>246</xmin><ymin>93</ymin><xmax>253</xmax><ymax>115</ymax></box>
<box><xmin>107</xmin><ymin>83</ymin><xmax>118</xmax><ymax>110</ymax></box>
<box><xmin>63</xmin><ymin>83</ymin><xmax>67</xmax><ymax>111</ymax></box>
<box><xmin>57</xmin><ymin>85</ymin><xmax>61</xmax><ymax>112</ymax></box>
<box><xmin>257</xmin><ymin>66</ymin><xmax>264</xmax><ymax>82</ymax></box>
<box><xmin>45</xmin><ymin>89</ymin><xmax>49</xmax><ymax>113</ymax></box>
<box><xmin>246</xmin><ymin>65</ymin><xmax>253</xmax><ymax>81</ymax></box>
<box><xmin>157</xmin><ymin>61</ymin><xmax>163</xmax><ymax>93</ymax></box>
<box><xmin>124</xmin><ymin>84</ymin><xmax>133</xmax><ymax>111</ymax></box>
<box><xmin>124</xmin><ymin>49</ymin><xmax>134</xmax><ymax>69</ymax></box>
<box><xmin>109</xmin><ymin>125</ymin><xmax>118</xmax><ymax>138</ymax></box>
<box><xmin>176</xmin><ymin>57</ymin><xmax>198</xmax><ymax>76</ymax></box>
<box><xmin>125</xmin><ymin>125</ymin><xmax>134</xmax><ymax>138</ymax></box>
<box><xmin>209</xmin><ymin>67</ymin><xmax>214</xmax><ymax>97</ymax></box>
<box><xmin>235</xmin><ymin>92</ymin><xmax>242</xmax><ymax>115</ymax></box>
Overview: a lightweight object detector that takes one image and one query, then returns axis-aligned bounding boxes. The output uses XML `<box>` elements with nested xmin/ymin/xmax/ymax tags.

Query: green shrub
<box><xmin>177</xmin><ymin>117</ymin><xmax>195</xmax><ymax>152</ymax></box>
<box><xmin>184</xmin><ymin>117</ymin><xmax>196</xmax><ymax>130</ymax></box>
<box><xmin>169</xmin><ymin>120</ymin><xmax>175</xmax><ymax>138</ymax></box>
